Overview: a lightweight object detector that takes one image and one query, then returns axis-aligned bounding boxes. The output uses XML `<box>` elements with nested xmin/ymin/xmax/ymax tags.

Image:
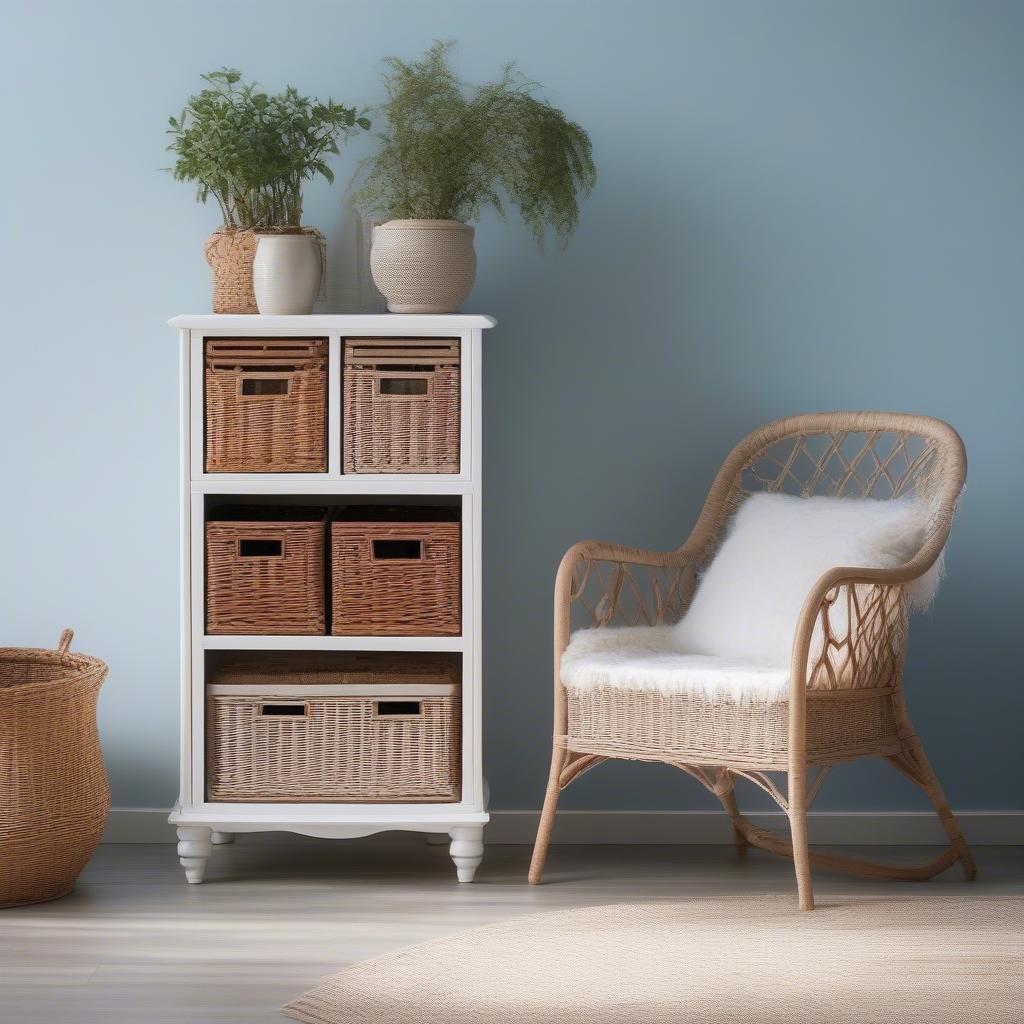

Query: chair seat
<box><xmin>561</xmin><ymin>625</ymin><xmax>789</xmax><ymax>701</ymax></box>
<box><xmin>561</xmin><ymin>626</ymin><xmax>900</xmax><ymax>769</ymax></box>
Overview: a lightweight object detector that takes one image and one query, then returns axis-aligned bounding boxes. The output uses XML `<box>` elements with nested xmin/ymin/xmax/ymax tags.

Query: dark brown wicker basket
<box><xmin>205</xmin><ymin>338</ymin><xmax>327</xmax><ymax>474</ymax></box>
<box><xmin>343</xmin><ymin>338</ymin><xmax>460</xmax><ymax>474</ymax></box>
<box><xmin>205</xmin><ymin>652</ymin><xmax>461</xmax><ymax>802</ymax></box>
<box><xmin>206</xmin><ymin>506</ymin><xmax>327</xmax><ymax>635</ymax></box>
<box><xmin>331</xmin><ymin>506</ymin><xmax>461</xmax><ymax>636</ymax></box>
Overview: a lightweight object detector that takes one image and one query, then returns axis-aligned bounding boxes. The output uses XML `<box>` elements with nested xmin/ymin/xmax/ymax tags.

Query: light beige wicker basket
<box><xmin>206</xmin><ymin>506</ymin><xmax>327</xmax><ymax>635</ymax></box>
<box><xmin>330</xmin><ymin>506</ymin><xmax>461</xmax><ymax>636</ymax></box>
<box><xmin>205</xmin><ymin>652</ymin><xmax>461</xmax><ymax>802</ymax></box>
<box><xmin>343</xmin><ymin>338</ymin><xmax>460</xmax><ymax>474</ymax></box>
<box><xmin>205</xmin><ymin>338</ymin><xmax>327</xmax><ymax>474</ymax></box>
<box><xmin>1</xmin><ymin>630</ymin><xmax>109</xmax><ymax>908</ymax></box>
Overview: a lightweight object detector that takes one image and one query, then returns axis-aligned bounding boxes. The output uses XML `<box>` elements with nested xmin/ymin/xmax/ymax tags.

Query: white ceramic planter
<box><xmin>252</xmin><ymin>232</ymin><xmax>322</xmax><ymax>315</ymax></box>
<box><xmin>370</xmin><ymin>220</ymin><xmax>476</xmax><ymax>313</ymax></box>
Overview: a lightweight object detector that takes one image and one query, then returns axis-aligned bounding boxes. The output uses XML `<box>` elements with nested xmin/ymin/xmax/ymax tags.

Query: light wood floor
<box><xmin>2</xmin><ymin>838</ymin><xmax>1021</xmax><ymax>1023</ymax></box>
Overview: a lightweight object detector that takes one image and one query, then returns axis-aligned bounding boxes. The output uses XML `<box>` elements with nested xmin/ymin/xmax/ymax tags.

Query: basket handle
<box><xmin>375</xmin><ymin>373</ymin><xmax>432</xmax><ymax>399</ymax></box>
<box><xmin>239</xmin><ymin>375</ymin><xmax>293</xmax><ymax>398</ymax></box>
<box><xmin>375</xmin><ymin>700</ymin><xmax>423</xmax><ymax>718</ymax></box>
<box><xmin>371</xmin><ymin>538</ymin><xmax>423</xmax><ymax>561</ymax></box>
<box><xmin>57</xmin><ymin>628</ymin><xmax>74</xmax><ymax>655</ymax></box>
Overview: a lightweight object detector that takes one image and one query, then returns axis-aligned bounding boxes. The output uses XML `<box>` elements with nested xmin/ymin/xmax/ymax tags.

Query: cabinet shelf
<box><xmin>202</xmin><ymin>634</ymin><xmax>466</xmax><ymax>652</ymax></box>
<box><xmin>192</xmin><ymin>475</ymin><xmax>471</xmax><ymax>495</ymax></box>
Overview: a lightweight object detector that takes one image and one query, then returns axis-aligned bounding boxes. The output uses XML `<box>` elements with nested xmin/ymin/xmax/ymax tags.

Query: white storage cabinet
<box><xmin>168</xmin><ymin>314</ymin><xmax>494</xmax><ymax>883</ymax></box>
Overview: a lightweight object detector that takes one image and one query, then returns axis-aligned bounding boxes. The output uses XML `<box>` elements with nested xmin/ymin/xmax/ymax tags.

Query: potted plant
<box><xmin>353</xmin><ymin>42</ymin><xmax>596</xmax><ymax>313</ymax></box>
<box><xmin>168</xmin><ymin>69</ymin><xmax>369</xmax><ymax>314</ymax></box>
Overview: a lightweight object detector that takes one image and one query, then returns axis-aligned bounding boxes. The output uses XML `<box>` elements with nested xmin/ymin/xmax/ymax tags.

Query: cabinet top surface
<box><xmin>169</xmin><ymin>313</ymin><xmax>496</xmax><ymax>330</ymax></box>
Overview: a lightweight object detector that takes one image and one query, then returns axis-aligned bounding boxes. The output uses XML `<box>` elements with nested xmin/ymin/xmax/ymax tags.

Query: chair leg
<box><xmin>788</xmin><ymin>767</ymin><xmax>815</xmax><ymax>911</ymax></box>
<box><xmin>528</xmin><ymin>745</ymin><xmax>568</xmax><ymax>885</ymax></box>
<box><xmin>891</xmin><ymin>737</ymin><xmax>977</xmax><ymax>882</ymax></box>
<box><xmin>714</xmin><ymin>770</ymin><xmax>748</xmax><ymax>858</ymax></box>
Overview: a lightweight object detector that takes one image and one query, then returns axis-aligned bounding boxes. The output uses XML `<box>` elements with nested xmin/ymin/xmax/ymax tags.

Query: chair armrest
<box><xmin>790</xmin><ymin>560</ymin><xmax>932</xmax><ymax>695</ymax></box>
<box><xmin>554</xmin><ymin>540</ymin><xmax>703</xmax><ymax>650</ymax></box>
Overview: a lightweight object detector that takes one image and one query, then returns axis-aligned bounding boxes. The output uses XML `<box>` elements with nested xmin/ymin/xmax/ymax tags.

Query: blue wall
<box><xmin>1</xmin><ymin>0</ymin><xmax>1020</xmax><ymax>813</ymax></box>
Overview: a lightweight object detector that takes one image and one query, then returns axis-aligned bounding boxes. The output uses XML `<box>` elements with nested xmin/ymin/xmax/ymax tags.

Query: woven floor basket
<box><xmin>205</xmin><ymin>338</ymin><xmax>327</xmax><ymax>473</ymax></box>
<box><xmin>206</xmin><ymin>652</ymin><xmax>460</xmax><ymax>802</ymax></box>
<box><xmin>565</xmin><ymin>686</ymin><xmax>900</xmax><ymax>772</ymax></box>
<box><xmin>206</xmin><ymin>507</ymin><xmax>327</xmax><ymax>635</ymax></box>
<box><xmin>0</xmin><ymin>630</ymin><xmax>109</xmax><ymax>908</ymax></box>
<box><xmin>331</xmin><ymin>507</ymin><xmax>461</xmax><ymax>636</ymax></box>
<box><xmin>343</xmin><ymin>338</ymin><xmax>460</xmax><ymax>474</ymax></box>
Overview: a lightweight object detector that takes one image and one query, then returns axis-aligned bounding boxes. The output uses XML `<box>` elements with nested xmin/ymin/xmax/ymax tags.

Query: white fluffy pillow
<box><xmin>673</xmin><ymin>493</ymin><xmax>938</xmax><ymax>666</ymax></box>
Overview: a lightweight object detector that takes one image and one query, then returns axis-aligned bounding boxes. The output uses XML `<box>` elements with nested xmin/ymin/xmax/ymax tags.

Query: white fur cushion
<box><xmin>674</xmin><ymin>493</ymin><xmax>937</xmax><ymax>665</ymax></box>
<box><xmin>561</xmin><ymin>624</ymin><xmax>790</xmax><ymax>701</ymax></box>
<box><xmin>561</xmin><ymin>494</ymin><xmax>939</xmax><ymax>700</ymax></box>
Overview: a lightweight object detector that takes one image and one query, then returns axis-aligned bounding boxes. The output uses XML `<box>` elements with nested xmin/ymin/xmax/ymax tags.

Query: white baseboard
<box><xmin>103</xmin><ymin>808</ymin><xmax>1024</xmax><ymax>846</ymax></box>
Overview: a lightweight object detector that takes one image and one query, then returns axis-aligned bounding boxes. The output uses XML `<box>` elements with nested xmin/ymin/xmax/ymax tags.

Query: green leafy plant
<box><xmin>167</xmin><ymin>69</ymin><xmax>370</xmax><ymax>229</ymax></box>
<box><xmin>353</xmin><ymin>42</ymin><xmax>596</xmax><ymax>247</ymax></box>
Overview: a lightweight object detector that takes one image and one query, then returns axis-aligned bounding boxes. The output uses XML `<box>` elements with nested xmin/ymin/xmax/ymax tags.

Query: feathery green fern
<box><xmin>353</xmin><ymin>42</ymin><xmax>596</xmax><ymax>247</ymax></box>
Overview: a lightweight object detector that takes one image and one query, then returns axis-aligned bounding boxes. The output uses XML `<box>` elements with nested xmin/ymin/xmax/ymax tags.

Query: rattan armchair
<box><xmin>528</xmin><ymin>412</ymin><xmax>976</xmax><ymax>910</ymax></box>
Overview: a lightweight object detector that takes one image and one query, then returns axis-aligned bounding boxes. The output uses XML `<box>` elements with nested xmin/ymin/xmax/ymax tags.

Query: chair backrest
<box><xmin>695</xmin><ymin>412</ymin><xmax>967</xmax><ymax>572</ymax></box>
<box><xmin>565</xmin><ymin>413</ymin><xmax>965</xmax><ymax>641</ymax></box>
<box><xmin>687</xmin><ymin>413</ymin><xmax>966</xmax><ymax>689</ymax></box>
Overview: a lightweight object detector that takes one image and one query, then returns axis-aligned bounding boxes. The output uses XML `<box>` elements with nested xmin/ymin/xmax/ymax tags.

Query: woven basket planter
<box><xmin>331</xmin><ymin>506</ymin><xmax>461</xmax><ymax>636</ymax></box>
<box><xmin>369</xmin><ymin>220</ymin><xmax>476</xmax><ymax>313</ymax></box>
<box><xmin>343</xmin><ymin>338</ymin><xmax>460</xmax><ymax>474</ymax></box>
<box><xmin>206</xmin><ymin>506</ymin><xmax>327</xmax><ymax>635</ymax></box>
<box><xmin>204</xmin><ymin>229</ymin><xmax>259</xmax><ymax>314</ymax></box>
<box><xmin>205</xmin><ymin>338</ymin><xmax>327</xmax><ymax>473</ymax></box>
<box><xmin>206</xmin><ymin>652</ymin><xmax>461</xmax><ymax>802</ymax></box>
<box><xmin>1</xmin><ymin>630</ymin><xmax>109</xmax><ymax>908</ymax></box>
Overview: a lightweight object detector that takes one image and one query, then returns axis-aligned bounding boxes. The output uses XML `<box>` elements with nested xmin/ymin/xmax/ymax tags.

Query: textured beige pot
<box><xmin>370</xmin><ymin>220</ymin><xmax>476</xmax><ymax>313</ymax></box>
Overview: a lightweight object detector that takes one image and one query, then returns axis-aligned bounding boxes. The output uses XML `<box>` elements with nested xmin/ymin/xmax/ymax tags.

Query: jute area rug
<box><xmin>283</xmin><ymin>897</ymin><xmax>1023</xmax><ymax>1024</ymax></box>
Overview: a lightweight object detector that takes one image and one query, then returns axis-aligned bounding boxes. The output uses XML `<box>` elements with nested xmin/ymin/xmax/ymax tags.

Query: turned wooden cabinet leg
<box><xmin>177</xmin><ymin>826</ymin><xmax>213</xmax><ymax>884</ymax></box>
<box><xmin>210</xmin><ymin>831</ymin><xmax>234</xmax><ymax>845</ymax></box>
<box><xmin>449</xmin><ymin>826</ymin><xmax>484</xmax><ymax>883</ymax></box>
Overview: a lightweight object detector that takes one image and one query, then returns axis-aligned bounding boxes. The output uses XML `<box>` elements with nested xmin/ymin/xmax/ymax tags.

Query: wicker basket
<box><xmin>331</xmin><ymin>506</ymin><xmax>461</xmax><ymax>636</ymax></box>
<box><xmin>205</xmin><ymin>338</ymin><xmax>327</xmax><ymax>473</ymax></box>
<box><xmin>206</xmin><ymin>652</ymin><xmax>461</xmax><ymax>802</ymax></box>
<box><xmin>206</xmin><ymin>506</ymin><xmax>327</xmax><ymax>635</ymax></box>
<box><xmin>343</xmin><ymin>338</ymin><xmax>460</xmax><ymax>474</ymax></box>
<box><xmin>1</xmin><ymin>630</ymin><xmax>109</xmax><ymax>908</ymax></box>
